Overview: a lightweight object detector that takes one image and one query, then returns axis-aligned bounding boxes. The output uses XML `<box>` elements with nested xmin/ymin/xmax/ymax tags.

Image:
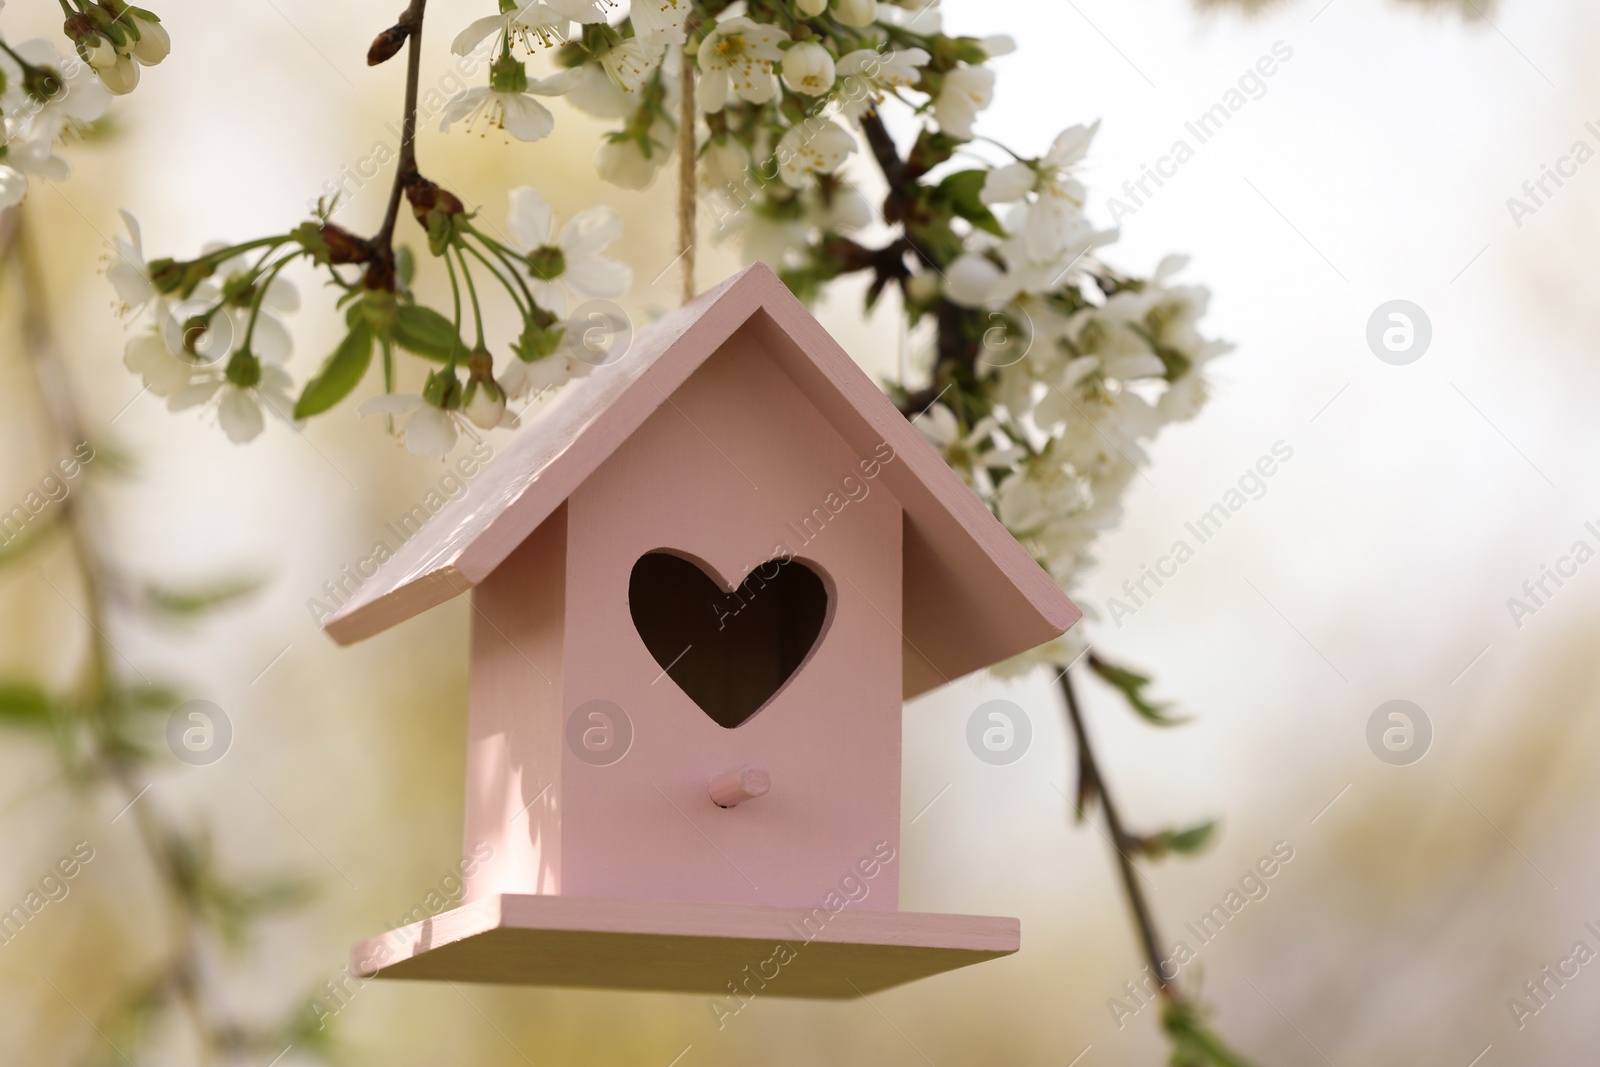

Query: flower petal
<box><xmin>507</xmin><ymin>186</ymin><xmax>553</xmax><ymax>251</ymax></box>
<box><xmin>168</xmin><ymin>378</ymin><xmax>222</xmax><ymax>411</ymax></box>
<box><xmin>558</xmin><ymin>206</ymin><xmax>622</xmax><ymax>259</ymax></box>
<box><xmin>527</xmin><ymin>67</ymin><xmax>584</xmax><ymax>96</ymax></box>
<box><xmin>945</xmin><ymin>253</ymin><xmax>1004</xmax><ymax>308</ymax></box>
<box><xmin>498</xmin><ymin>93</ymin><xmax>555</xmax><ymax>142</ymax></box>
<box><xmin>439</xmin><ymin>88</ymin><xmax>488</xmax><ymax>130</ymax></box>
<box><xmin>452</xmin><ymin>15</ymin><xmax>505</xmax><ymax>57</ymax></box>
<box><xmin>218</xmin><ymin>387</ymin><xmax>266</xmax><ymax>443</ymax></box>
<box><xmin>404</xmin><ymin>407</ymin><xmax>459</xmax><ymax>459</ymax></box>
<box><xmin>564</xmin><ymin>255</ymin><xmax>631</xmax><ymax>299</ymax></box>
<box><xmin>245</xmin><ymin>311</ymin><xmax>293</xmax><ymax>364</ymax></box>
<box><xmin>981</xmin><ymin>162</ymin><xmax>1034</xmax><ymax>205</ymax></box>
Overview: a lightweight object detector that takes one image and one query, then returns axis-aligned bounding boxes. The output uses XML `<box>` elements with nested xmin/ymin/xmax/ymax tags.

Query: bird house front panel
<box><xmin>559</xmin><ymin>321</ymin><xmax>905</xmax><ymax>910</ymax></box>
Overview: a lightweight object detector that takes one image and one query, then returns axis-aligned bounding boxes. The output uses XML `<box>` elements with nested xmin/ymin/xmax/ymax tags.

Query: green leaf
<box><xmin>1089</xmin><ymin>653</ymin><xmax>1187</xmax><ymax>726</ymax></box>
<box><xmin>1132</xmin><ymin>820</ymin><xmax>1219</xmax><ymax>861</ymax></box>
<box><xmin>0</xmin><ymin>682</ymin><xmax>55</xmax><ymax>729</ymax></box>
<box><xmin>391</xmin><ymin>304</ymin><xmax>467</xmax><ymax>363</ymax></box>
<box><xmin>116</xmin><ymin>683</ymin><xmax>183</xmax><ymax>715</ymax></box>
<box><xmin>201</xmin><ymin>873</ymin><xmax>318</xmax><ymax>950</ymax></box>
<box><xmin>143</xmin><ymin>576</ymin><xmax>263</xmax><ymax>620</ymax></box>
<box><xmin>395</xmin><ymin>244</ymin><xmax>416</xmax><ymax>286</ymax></box>
<box><xmin>295</xmin><ymin>323</ymin><xmax>374</xmax><ymax>419</ymax></box>
<box><xmin>1162</xmin><ymin>1001</ymin><xmax>1257</xmax><ymax>1067</ymax></box>
<box><xmin>935</xmin><ymin>169</ymin><xmax>1006</xmax><ymax>237</ymax></box>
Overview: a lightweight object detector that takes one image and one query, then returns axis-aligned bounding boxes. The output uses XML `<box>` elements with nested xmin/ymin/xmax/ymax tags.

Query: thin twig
<box><xmin>374</xmin><ymin>0</ymin><xmax>431</xmax><ymax>257</ymax></box>
<box><xmin>1060</xmin><ymin>667</ymin><xmax>1178</xmax><ymax>1001</ymax></box>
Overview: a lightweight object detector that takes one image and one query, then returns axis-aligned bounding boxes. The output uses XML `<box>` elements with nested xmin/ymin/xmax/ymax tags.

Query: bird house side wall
<box><xmin>462</xmin><ymin>504</ymin><xmax>568</xmax><ymax>902</ymax></box>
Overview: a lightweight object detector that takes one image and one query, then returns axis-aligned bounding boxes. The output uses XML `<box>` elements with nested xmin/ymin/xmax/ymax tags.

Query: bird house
<box><xmin>322</xmin><ymin>263</ymin><xmax>1080</xmax><ymax>997</ymax></box>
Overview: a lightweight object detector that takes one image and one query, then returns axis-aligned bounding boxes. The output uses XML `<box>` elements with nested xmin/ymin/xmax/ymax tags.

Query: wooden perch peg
<box><xmin>709</xmin><ymin>766</ymin><xmax>771</xmax><ymax>808</ymax></box>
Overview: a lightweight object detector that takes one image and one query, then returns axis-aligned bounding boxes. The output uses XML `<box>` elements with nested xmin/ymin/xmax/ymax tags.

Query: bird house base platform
<box><xmin>352</xmin><ymin>894</ymin><xmax>1019</xmax><ymax>998</ymax></box>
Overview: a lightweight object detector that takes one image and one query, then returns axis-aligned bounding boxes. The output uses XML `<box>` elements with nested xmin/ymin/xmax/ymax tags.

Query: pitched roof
<box><xmin>322</xmin><ymin>263</ymin><xmax>1079</xmax><ymax>697</ymax></box>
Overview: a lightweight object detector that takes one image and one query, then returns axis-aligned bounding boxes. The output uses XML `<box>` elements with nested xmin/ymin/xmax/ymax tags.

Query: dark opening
<box><xmin>628</xmin><ymin>551</ymin><xmax>830</xmax><ymax>728</ymax></box>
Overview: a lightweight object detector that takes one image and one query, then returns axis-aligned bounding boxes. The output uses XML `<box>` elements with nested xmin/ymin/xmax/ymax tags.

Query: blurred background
<box><xmin>3</xmin><ymin>0</ymin><xmax>1599</xmax><ymax>1063</ymax></box>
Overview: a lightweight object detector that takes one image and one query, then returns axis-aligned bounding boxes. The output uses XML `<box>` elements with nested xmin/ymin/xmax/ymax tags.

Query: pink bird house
<box><xmin>322</xmin><ymin>263</ymin><xmax>1080</xmax><ymax>997</ymax></box>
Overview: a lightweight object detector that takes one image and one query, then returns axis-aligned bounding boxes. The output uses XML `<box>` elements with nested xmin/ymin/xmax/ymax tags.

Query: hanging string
<box><xmin>676</xmin><ymin>37</ymin><xmax>697</xmax><ymax>304</ymax></box>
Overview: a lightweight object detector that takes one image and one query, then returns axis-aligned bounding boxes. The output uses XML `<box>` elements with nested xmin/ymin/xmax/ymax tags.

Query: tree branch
<box><xmin>7</xmin><ymin>213</ymin><xmax>242</xmax><ymax>1065</ymax></box>
<box><xmin>373</xmin><ymin>0</ymin><xmax>430</xmax><ymax>260</ymax></box>
<box><xmin>1060</xmin><ymin>666</ymin><xmax>1180</xmax><ymax>1001</ymax></box>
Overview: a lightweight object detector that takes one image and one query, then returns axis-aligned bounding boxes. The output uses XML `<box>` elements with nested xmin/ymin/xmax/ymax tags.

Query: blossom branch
<box><xmin>372</xmin><ymin>0</ymin><xmax>430</xmax><ymax>273</ymax></box>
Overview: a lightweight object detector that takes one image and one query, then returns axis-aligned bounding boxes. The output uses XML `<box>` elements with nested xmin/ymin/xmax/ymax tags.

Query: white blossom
<box><xmin>106</xmin><ymin>211</ymin><xmax>160</xmax><ymax>316</ymax></box>
<box><xmin>933</xmin><ymin>64</ymin><xmax>994</xmax><ymax>139</ymax></box>
<box><xmin>630</xmin><ymin>0</ymin><xmax>691</xmax><ymax>57</ymax></box>
<box><xmin>439</xmin><ymin>62</ymin><xmax>579</xmax><ymax>142</ymax></box>
<box><xmin>452</xmin><ymin>1</ymin><xmax>610</xmax><ymax>55</ymax></box>
<box><xmin>776</xmin><ymin>116</ymin><xmax>856</xmax><ymax>188</ymax></box>
<box><xmin>836</xmin><ymin>46</ymin><xmax>929</xmax><ymax>120</ymax></box>
<box><xmin>123</xmin><ymin>330</ymin><xmax>196</xmax><ymax>398</ymax></box>
<box><xmin>597</xmin><ymin>37</ymin><xmax>655</xmax><ymax>93</ymax></box>
<box><xmin>358</xmin><ymin>393</ymin><xmax>478</xmax><ymax>459</ymax></box>
<box><xmin>168</xmin><ymin>356</ymin><xmax>298</xmax><ymax>444</ymax></box>
<box><xmin>506</xmin><ymin>185</ymin><xmax>632</xmax><ymax>314</ymax></box>
<box><xmin>696</xmin><ymin>17</ymin><xmax>786</xmax><ymax>112</ymax></box>
<box><xmin>1</xmin><ymin>38</ymin><xmax>110</xmax><ymax>146</ymax></box>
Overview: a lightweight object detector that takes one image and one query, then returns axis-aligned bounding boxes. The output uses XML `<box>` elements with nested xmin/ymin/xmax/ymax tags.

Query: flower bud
<box><xmin>320</xmin><ymin>224</ymin><xmax>372</xmax><ymax>264</ymax></box>
<box><xmin>127</xmin><ymin>13</ymin><xmax>171</xmax><ymax>65</ymax></box>
<box><xmin>96</xmin><ymin>53</ymin><xmax>141</xmax><ymax>95</ymax></box>
<box><xmin>832</xmin><ymin>0</ymin><xmax>878</xmax><ymax>28</ymax></box>
<box><xmin>797</xmin><ymin>0</ymin><xmax>828</xmax><ymax>14</ymax></box>
<box><xmin>65</xmin><ymin>15</ymin><xmax>118</xmax><ymax>68</ymax></box>
<box><xmin>368</xmin><ymin>23</ymin><xmax>409</xmax><ymax>66</ymax></box>
<box><xmin>406</xmin><ymin>177</ymin><xmax>468</xmax><ymax>256</ymax></box>
<box><xmin>781</xmin><ymin>41</ymin><xmax>836</xmax><ymax>96</ymax></box>
<box><xmin>463</xmin><ymin>353</ymin><xmax>508</xmax><ymax>429</ymax></box>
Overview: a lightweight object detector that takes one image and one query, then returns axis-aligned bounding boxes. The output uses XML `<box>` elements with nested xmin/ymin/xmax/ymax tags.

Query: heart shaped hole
<box><xmin>628</xmin><ymin>551</ymin><xmax>830</xmax><ymax>728</ymax></box>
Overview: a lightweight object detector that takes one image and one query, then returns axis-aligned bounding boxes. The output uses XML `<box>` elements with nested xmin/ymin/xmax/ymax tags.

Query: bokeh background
<box><xmin>3</xmin><ymin>0</ymin><xmax>1599</xmax><ymax>1063</ymax></box>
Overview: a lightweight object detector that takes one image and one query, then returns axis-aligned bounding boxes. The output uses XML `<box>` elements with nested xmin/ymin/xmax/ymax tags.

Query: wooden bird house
<box><xmin>322</xmin><ymin>263</ymin><xmax>1080</xmax><ymax>997</ymax></box>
